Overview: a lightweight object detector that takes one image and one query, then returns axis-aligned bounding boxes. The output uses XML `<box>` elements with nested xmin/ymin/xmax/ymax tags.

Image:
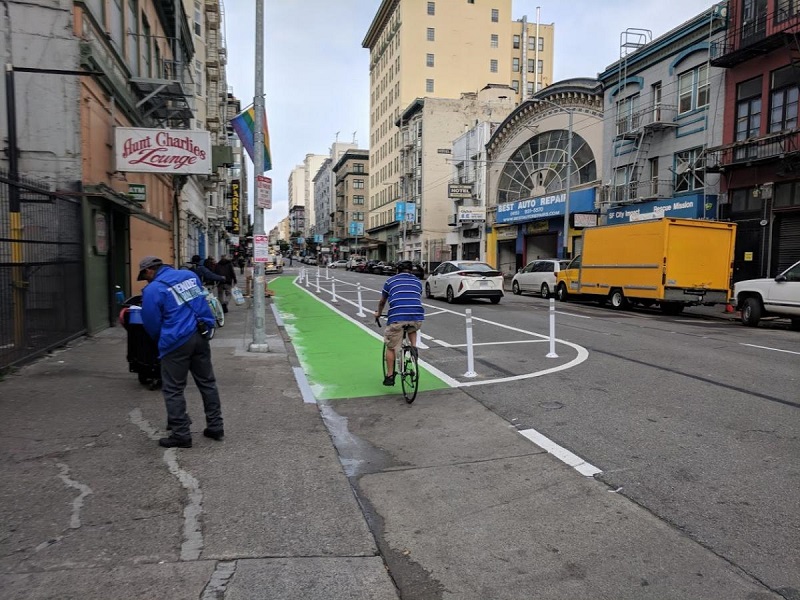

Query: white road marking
<box><xmin>674</xmin><ymin>319</ymin><xmax>725</xmax><ymax>324</ymax></box>
<box><xmin>518</xmin><ymin>428</ymin><xmax>602</xmax><ymax>477</ymax></box>
<box><xmin>740</xmin><ymin>343</ymin><xmax>800</xmax><ymax>356</ymax></box>
<box><xmin>447</xmin><ymin>339</ymin><xmax>547</xmax><ymax>348</ymax></box>
<box><xmin>555</xmin><ymin>310</ymin><xmax>591</xmax><ymax>319</ymax></box>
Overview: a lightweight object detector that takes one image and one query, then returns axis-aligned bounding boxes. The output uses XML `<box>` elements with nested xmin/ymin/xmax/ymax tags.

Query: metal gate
<box><xmin>0</xmin><ymin>170</ymin><xmax>86</xmax><ymax>371</ymax></box>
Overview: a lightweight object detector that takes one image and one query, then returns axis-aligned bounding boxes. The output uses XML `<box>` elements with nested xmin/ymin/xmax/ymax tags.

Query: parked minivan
<box><xmin>511</xmin><ymin>259</ymin><xmax>571</xmax><ymax>298</ymax></box>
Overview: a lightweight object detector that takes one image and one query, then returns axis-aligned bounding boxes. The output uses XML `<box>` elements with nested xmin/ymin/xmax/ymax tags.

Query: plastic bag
<box><xmin>232</xmin><ymin>286</ymin><xmax>245</xmax><ymax>306</ymax></box>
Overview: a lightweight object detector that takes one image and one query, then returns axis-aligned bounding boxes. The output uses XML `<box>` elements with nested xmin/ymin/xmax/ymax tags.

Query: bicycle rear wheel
<box><xmin>207</xmin><ymin>295</ymin><xmax>225</xmax><ymax>327</ymax></box>
<box><xmin>399</xmin><ymin>345</ymin><xmax>419</xmax><ymax>404</ymax></box>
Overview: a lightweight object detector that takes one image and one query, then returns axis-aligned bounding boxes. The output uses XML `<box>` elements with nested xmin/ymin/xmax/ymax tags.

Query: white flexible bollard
<box><xmin>463</xmin><ymin>308</ymin><xmax>477</xmax><ymax>378</ymax></box>
<box><xmin>330</xmin><ymin>278</ymin><xmax>339</xmax><ymax>303</ymax></box>
<box><xmin>326</xmin><ymin>265</ymin><xmax>330</xmax><ymax>280</ymax></box>
<box><xmin>315</xmin><ymin>269</ymin><xmax>321</xmax><ymax>294</ymax></box>
<box><xmin>546</xmin><ymin>297</ymin><xmax>559</xmax><ymax>358</ymax></box>
<box><xmin>356</xmin><ymin>282</ymin><xmax>366</xmax><ymax>317</ymax></box>
<box><xmin>305</xmin><ymin>268</ymin><xmax>310</xmax><ymax>287</ymax></box>
<box><xmin>299</xmin><ymin>267</ymin><xmax>305</xmax><ymax>283</ymax></box>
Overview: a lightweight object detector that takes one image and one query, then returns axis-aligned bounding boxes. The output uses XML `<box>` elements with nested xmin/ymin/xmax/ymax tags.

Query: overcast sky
<box><xmin>223</xmin><ymin>0</ymin><xmax>718</xmax><ymax>233</ymax></box>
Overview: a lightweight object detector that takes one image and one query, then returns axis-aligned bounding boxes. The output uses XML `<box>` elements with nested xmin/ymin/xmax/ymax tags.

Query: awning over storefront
<box><xmin>605</xmin><ymin>194</ymin><xmax>717</xmax><ymax>224</ymax></box>
<box><xmin>496</xmin><ymin>188</ymin><xmax>596</xmax><ymax>224</ymax></box>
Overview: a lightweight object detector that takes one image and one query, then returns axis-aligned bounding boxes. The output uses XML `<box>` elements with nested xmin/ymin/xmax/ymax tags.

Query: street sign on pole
<box><xmin>256</xmin><ymin>175</ymin><xmax>272</xmax><ymax>209</ymax></box>
<box><xmin>253</xmin><ymin>235</ymin><xmax>270</xmax><ymax>262</ymax></box>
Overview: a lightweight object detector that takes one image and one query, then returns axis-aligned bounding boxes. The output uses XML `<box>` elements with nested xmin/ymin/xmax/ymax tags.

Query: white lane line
<box><xmin>555</xmin><ymin>310</ymin><xmax>591</xmax><ymax>319</ymax></box>
<box><xmin>518</xmin><ymin>428</ymin><xmax>602</xmax><ymax>477</ymax></box>
<box><xmin>426</xmin><ymin>309</ymin><xmax>448</xmax><ymax>316</ymax></box>
<box><xmin>674</xmin><ymin>319</ymin><xmax>725</xmax><ymax>324</ymax></box>
<box><xmin>740</xmin><ymin>343</ymin><xmax>800</xmax><ymax>356</ymax></box>
<box><xmin>447</xmin><ymin>339</ymin><xmax>547</xmax><ymax>348</ymax></box>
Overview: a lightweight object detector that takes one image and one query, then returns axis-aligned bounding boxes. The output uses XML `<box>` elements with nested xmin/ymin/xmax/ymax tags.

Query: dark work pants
<box><xmin>160</xmin><ymin>331</ymin><xmax>223</xmax><ymax>439</ymax></box>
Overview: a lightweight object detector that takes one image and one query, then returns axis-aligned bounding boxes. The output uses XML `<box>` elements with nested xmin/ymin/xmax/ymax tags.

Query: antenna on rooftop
<box><xmin>335</xmin><ymin>131</ymin><xmax>340</xmax><ymax>142</ymax></box>
<box><xmin>352</xmin><ymin>131</ymin><xmax>357</xmax><ymax>144</ymax></box>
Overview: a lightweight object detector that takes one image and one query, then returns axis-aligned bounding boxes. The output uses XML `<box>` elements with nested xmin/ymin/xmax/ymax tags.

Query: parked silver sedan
<box><xmin>511</xmin><ymin>259</ymin><xmax>571</xmax><ymax>298</ymax></box>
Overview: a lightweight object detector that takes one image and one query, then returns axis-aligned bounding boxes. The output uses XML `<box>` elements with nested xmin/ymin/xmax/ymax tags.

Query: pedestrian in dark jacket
<box><xmin>214</xmin><ymin>255</ymin><xmax>237</xmax><ymax>313</ymax></box>
<box><xmin>138</xmin><ymin>256</ymin><xmax>225</xmax><ymax>448</ymax></box>
<box><xmin>188</xmin><ymin>255</ymin><xmax>225</xmax><ymax>285</ymax></box>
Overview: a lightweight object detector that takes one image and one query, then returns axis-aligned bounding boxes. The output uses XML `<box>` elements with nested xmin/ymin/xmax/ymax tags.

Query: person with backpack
<box><xmin>187</xmin><ymin>255</ymin><xmax>225</xmax><ymax>286</ymax></box>
<box><xmin>214</xmin><ymin>255</ymin><xmax>237</xmax><ymax>313</ymax></box>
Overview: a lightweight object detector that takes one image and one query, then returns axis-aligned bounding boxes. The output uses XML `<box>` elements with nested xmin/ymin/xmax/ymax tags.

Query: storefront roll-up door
<box><xmin>498</xmin><ymin>241</ymin><xmax>516</xmax><ymax>274</ymax></box>
<box><xmin>774</xmin><ymin>213</ymin><xmax>800</xmax><ymax>275</ymax></box>
<box><xmin>525</xmin><ymin>233</ymin><xmax>557</xmax><ymax>262</ymax></box>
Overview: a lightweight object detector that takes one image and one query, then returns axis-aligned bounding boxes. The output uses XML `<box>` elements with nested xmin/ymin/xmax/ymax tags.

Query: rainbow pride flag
<box><xmin>230</xmin><ymin>105</ymin><xmax>272</xmax><ymax>173</ymax></box>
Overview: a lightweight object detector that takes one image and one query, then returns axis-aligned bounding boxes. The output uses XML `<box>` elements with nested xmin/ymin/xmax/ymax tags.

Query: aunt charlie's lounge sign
<box><xmin>115</xmin><ymin>127</ymin><xmax>211</xmax><ymax>175</ymax></box>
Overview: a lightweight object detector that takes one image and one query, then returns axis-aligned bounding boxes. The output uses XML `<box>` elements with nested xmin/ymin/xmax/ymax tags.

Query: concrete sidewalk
<box><xmin>0</xmin><ymin>299</ymin><xmax>397</xmax><ymax>600</ymax></box>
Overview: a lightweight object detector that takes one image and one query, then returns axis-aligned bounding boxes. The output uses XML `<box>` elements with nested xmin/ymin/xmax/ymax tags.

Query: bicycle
<box><xmin>203</xmin><ymin>283</ymin><xmax>225</xmax><ymax>328</ymax></box>
<box><xmin>376</xmin><ymin>316</ymin><xmax>419</xmax><ymax>404</ymax></box>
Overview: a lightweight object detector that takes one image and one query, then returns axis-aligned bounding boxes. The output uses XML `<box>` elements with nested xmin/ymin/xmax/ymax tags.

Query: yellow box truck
<box><xmin>555</xmin><ymin>218</ymin><xmax>736</xmax><ymax>315</ymax></box>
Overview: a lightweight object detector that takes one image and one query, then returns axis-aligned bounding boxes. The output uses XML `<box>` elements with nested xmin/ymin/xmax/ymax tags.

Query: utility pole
<box><xmin>249</xmin><ymin>0</ymin><xmax>269</xmax><ymax>353</ymax></box>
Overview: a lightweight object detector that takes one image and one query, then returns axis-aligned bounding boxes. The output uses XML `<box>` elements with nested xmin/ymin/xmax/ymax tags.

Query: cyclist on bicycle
<box><xmin>374</xmin><ymin>260</ymin><xmax>424</xmax><ymax>386</ymax></box>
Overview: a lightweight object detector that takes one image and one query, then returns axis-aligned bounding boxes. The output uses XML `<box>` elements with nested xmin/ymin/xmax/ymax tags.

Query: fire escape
<box><xmin>705</xmin><ymin>4</ymin><xmax>800</xmax><ymax>176</ymax></box>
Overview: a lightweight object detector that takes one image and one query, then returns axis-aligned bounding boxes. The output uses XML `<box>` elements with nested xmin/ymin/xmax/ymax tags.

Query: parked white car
<box><xmin>425</xmin><ymin>261</ymin><xmax>504</xmax><ymax>304</ymax></box>
<box><xmin>733</xmin><ymin>259</ymin><xmax>800</xmax><ymax>330</ymax></box>
<box><xmin>511</xmin><ymin>259</ymin><xmax>571</xmax><ymax>298</ymax></box>
<box><xmin>329</xmin><ymin>260</ymin><xmax>349</xmax><ymax>269</ymax></box>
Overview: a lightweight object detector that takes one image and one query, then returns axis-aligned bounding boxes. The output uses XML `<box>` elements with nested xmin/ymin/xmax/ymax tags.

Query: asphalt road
<box><xmin>299</xmin><ymin>265</ymin><xmax>800</xmax><ymax>596</ymax></box>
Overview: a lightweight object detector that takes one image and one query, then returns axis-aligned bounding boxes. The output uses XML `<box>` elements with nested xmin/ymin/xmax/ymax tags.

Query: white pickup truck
<box><xmin>732</xmin><ymin>259</ymin><xmax>800</xmax><ymax>330</ymax></box>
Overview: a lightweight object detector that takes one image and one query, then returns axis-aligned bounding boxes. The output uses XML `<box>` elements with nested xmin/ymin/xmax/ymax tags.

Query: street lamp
<box><xmin>531</xmin><ymin>97</ymin><xmax>573</xmax><ymax>259</ymax></box>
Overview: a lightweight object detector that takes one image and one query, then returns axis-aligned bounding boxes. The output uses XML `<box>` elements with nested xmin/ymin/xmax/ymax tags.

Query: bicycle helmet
<box><xmin>396</xmin><ymin>260</ymin><xmax>414</xmax><ymax>273</ymax></box>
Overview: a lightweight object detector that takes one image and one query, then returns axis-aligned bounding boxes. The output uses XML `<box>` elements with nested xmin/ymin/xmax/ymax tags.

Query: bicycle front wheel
<box><xmin>399</xmin><ymin>345</ymin><xmax>419</xmax><ymax>404</ymax></box>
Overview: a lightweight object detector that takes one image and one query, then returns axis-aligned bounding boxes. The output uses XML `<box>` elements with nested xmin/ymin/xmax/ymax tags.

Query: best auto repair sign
<box><xmin>115</xmin><ymin>127</ymin><xmax>211</xmax><ymax>174</ymax></box>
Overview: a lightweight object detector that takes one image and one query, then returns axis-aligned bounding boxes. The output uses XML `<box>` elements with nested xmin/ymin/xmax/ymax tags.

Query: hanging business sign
<box><xmin>128</xmin><ymin>183</ymin><xmax>146</xmax><ymax>202</ymax></box>
<box><xmin>349</xmin><ymin>222</ymin><xmax>364</xmax><ymax>236</ymax></box>
<box><xmin>458</xmin><ymin>206</ymin><xmax>486</xmax><ymax>222</ymax></box>
<box><xmin>114</xmin><ymin>127</ymin><xmax>211</xmax><ymax>174</ymax></box>
<box><xmin>256</xmin><ymin>175</ymin><xmax>272</xmax><ymax>209</ymax></box>
<box><xmin>395</xmin><ymin>202</ymin><xmax>416</xmax><ymax>222</ymax></box>
<box><xmin>572</xmin><ymin>213</ymin><xmax>598</xmax><ymax>228</ymax></box>
<box><xmin>230</xmin><ymin>180</ymin><xmax>240</xmax><ymax>234</ymax></box>
<box><xmin>448</xmin><ymin>184</ymin><xmax>473</xmax><ymax>198</ymax></box>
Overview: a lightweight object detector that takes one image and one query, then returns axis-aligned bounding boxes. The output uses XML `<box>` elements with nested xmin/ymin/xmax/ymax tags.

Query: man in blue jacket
<box><xmin>138</xmin><ymin>256</ymin><xmax>225</xmax><ymax>448</ymax></box>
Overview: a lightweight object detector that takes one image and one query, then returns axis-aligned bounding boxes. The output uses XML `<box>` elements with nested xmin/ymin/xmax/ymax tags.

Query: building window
<box><xmin>491</xmin><ymin>34</ymin><xmax>499</xmax><ymax>48</ymax></box>
<box><xmin>427</xmin><ymin>1</ymin><xmax>435</xmax><ymax>15</ymax></box>
<box><xmin>491</xmin><ymin>8</ymin><xmax>499</xmax><ymax>22</ymax></box>
<box><xmin>490</xmin><ymin>59</ymin><xmax>498</xmax><ymax>73</ymax></box>
<box><xmin>468</xmin><ymin>0</ymin><xmax>474</xmax><ymax>3</ymax></box>
<box><xmin>777</xmin><ymin>0</ymin><xmax>800</xmax><ymax>21</ymax></box>
<box><xmin>678</xmin><ymin>64</ymin><xmax>710</xmax><ymax>114</ymax></box>
<box><xmin>769</xmin><ymin>65</ymin><xmax>798</xmax><ymax>132</ymax></box>
<box><xmin>537</xmin><ymin>59</ymin><xmax>543</xmax><ymax>74</ymax></box>
<box><xmin>195</xmin><ymin>60</ymin><xmax>202</xmax><ymax>95</ymax></box>
<box><xmin>354</xmin><ymin>179</ymin><xmax>365</xmax><ymax>189</ymax></box>
<box><xmin>513</xmin><ymin>34</ymin><xmax>520</xmax><ymax>49</ymax></box>
<box><xmin>426</xmin><ymin>53</ymin><xmax>434</xmax><ymax>67</ymax></box>
<box><xmin>731</xmin><ymin>188</ymin><xmax>761</xmax><ymax>213</ymax></box>
<box><xmin>674</xmin><ymin>148</ymin><xmax>705</xmax><ymax>193</ymax></box>
<box><xmin>194</xmin><ymin>0</ymin><xmax>202</xmax><ymax>36</ymax></box>
<box><xmin>426</xmin><ymin>78</ymin><xmax>434</xmax><ymax>93</ymax></box>
<box><xmin>512</xmin><ymin>57</ymin><xmax>520</xmax><ymax>72</ymax></box>
<box><xmin>528</xmin><ymin>37</ymin><xmax>535</xmax><ymax>51</ymax></box>
<box><xmin>353</xmin><ymin>195</ymin><xmax>365</xmax><ymax>205</ymax></box>
<box><xmin>110</xmin><ymin>0</ymin><xmax>124</xmax><ymax>55</ymax></box>
<box><xmin>736</xmin><ymin>75</ymin><xmax>763</xmax><ymax>154</ymax></box>
<box><xmin>774</xmin><ymin>182</ymin><xmax>800</xmax><ymax>208</ymax></box>
<box><xmin>353</xmin><ymin>212</ymin><xmax>365</xmax><ymax>221</ymax></box>
<box><xmin>538</xmin><ymin>37</ymin><xmax>544</xmax><ymax>51</ymax></box>
<box><xmin>616</xmin><ymin>94</ymin><xmax>639</xmax><ymax>136</ymax></box>
<box><xmin>526</xmin><ymin>82</ymin><xmax>534</xmax><ymax>97</ymax></box>
<box><xmin>527</xmin><ymin>58</ymin><xmax>534</xmax><ymax>73</ymax></box>
<box><xmin>354</xmin><ymin>163</ymin><xmax>364</xmax><ymax>173</ymax></box>
<box><xmin>511</xmin><ymin>80</ymin><xmax>519</xmax><ymax>93</ymax></box>
<box><xmin>142</xmin><ymin>16</ymin><xmax>152</xmax><ymax>77</ymax></box>
<box><xmin>427</xmin><ymin>27</ymin><xmax>435</xmax><ymax>41</ymax></box>
<box><xmin>127</xmin><ymin>0</ymin><xmax>140</xmax><ymax>75</ymax></box>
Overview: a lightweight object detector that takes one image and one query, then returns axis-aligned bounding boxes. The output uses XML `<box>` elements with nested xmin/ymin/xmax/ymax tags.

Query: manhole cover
<box><xmin>539</xmin><ymin>401</ymin><xmax>563</xmax><ymax>410</ymax></box>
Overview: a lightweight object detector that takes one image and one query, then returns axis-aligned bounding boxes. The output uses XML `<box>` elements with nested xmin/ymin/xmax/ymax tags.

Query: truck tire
<box><xmin>609</xmin><ymin>289</ymin><xmax>628</xmax><ymax>310</ymax></box>
<box><xmin>556</xmin><ymin>282</ymin><xmax>569</xmax><ymax>302</ymax></box>
<box><xmin>741</xmin><ymin>297</ymin><xmax>762</xmax><ymax>327</ymax></box>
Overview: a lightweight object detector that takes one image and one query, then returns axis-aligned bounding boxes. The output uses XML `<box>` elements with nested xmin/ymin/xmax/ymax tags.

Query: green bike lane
<box><xmin>269</xmin><ymin>275</ymin><xmax>450</xmax><ymax>401</ymax></box>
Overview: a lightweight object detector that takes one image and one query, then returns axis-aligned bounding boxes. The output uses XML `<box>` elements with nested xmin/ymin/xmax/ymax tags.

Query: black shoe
<box><xmin>158</xmin><ymin>436</ymin><xmax>192</xmax><ymax>448</ymax></box>
<box><xmin>222</xmin><ymin>303</ymin><xmax>229</xmax><ymax>313</ymax></box>
<box><xmin>203</xmin><ymin>428</ymin><xmax>225</xmax><ymax>441</ymax></box>
<box><xmin>382</xmin><ymin>374</ymin><xmax>396</xmax><ymax>387</ymax></box>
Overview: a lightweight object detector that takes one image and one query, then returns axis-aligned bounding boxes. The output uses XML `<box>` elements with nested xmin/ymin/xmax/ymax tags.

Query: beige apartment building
<box><xmin>362</xmin><ymin>0</ymin><xmax>554</xmax><ymax>259</ymax></box>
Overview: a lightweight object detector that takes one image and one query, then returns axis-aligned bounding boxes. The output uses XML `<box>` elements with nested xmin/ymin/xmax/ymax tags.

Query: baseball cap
<box><xmin>137</xmin><ymin>256</ymin><xmax>163</xmax><ymax>280</ymax></box>
<box><xmin>190</xmin><ymin>254</ymin><xmax>202</xmax><ymax>264</ymax></box>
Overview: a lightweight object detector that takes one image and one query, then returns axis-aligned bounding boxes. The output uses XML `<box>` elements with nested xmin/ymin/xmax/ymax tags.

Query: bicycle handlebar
<box><xmin>375</xmin><ymin>315</ymin><xmax>382</xmax><ymax>327</ymax></box>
